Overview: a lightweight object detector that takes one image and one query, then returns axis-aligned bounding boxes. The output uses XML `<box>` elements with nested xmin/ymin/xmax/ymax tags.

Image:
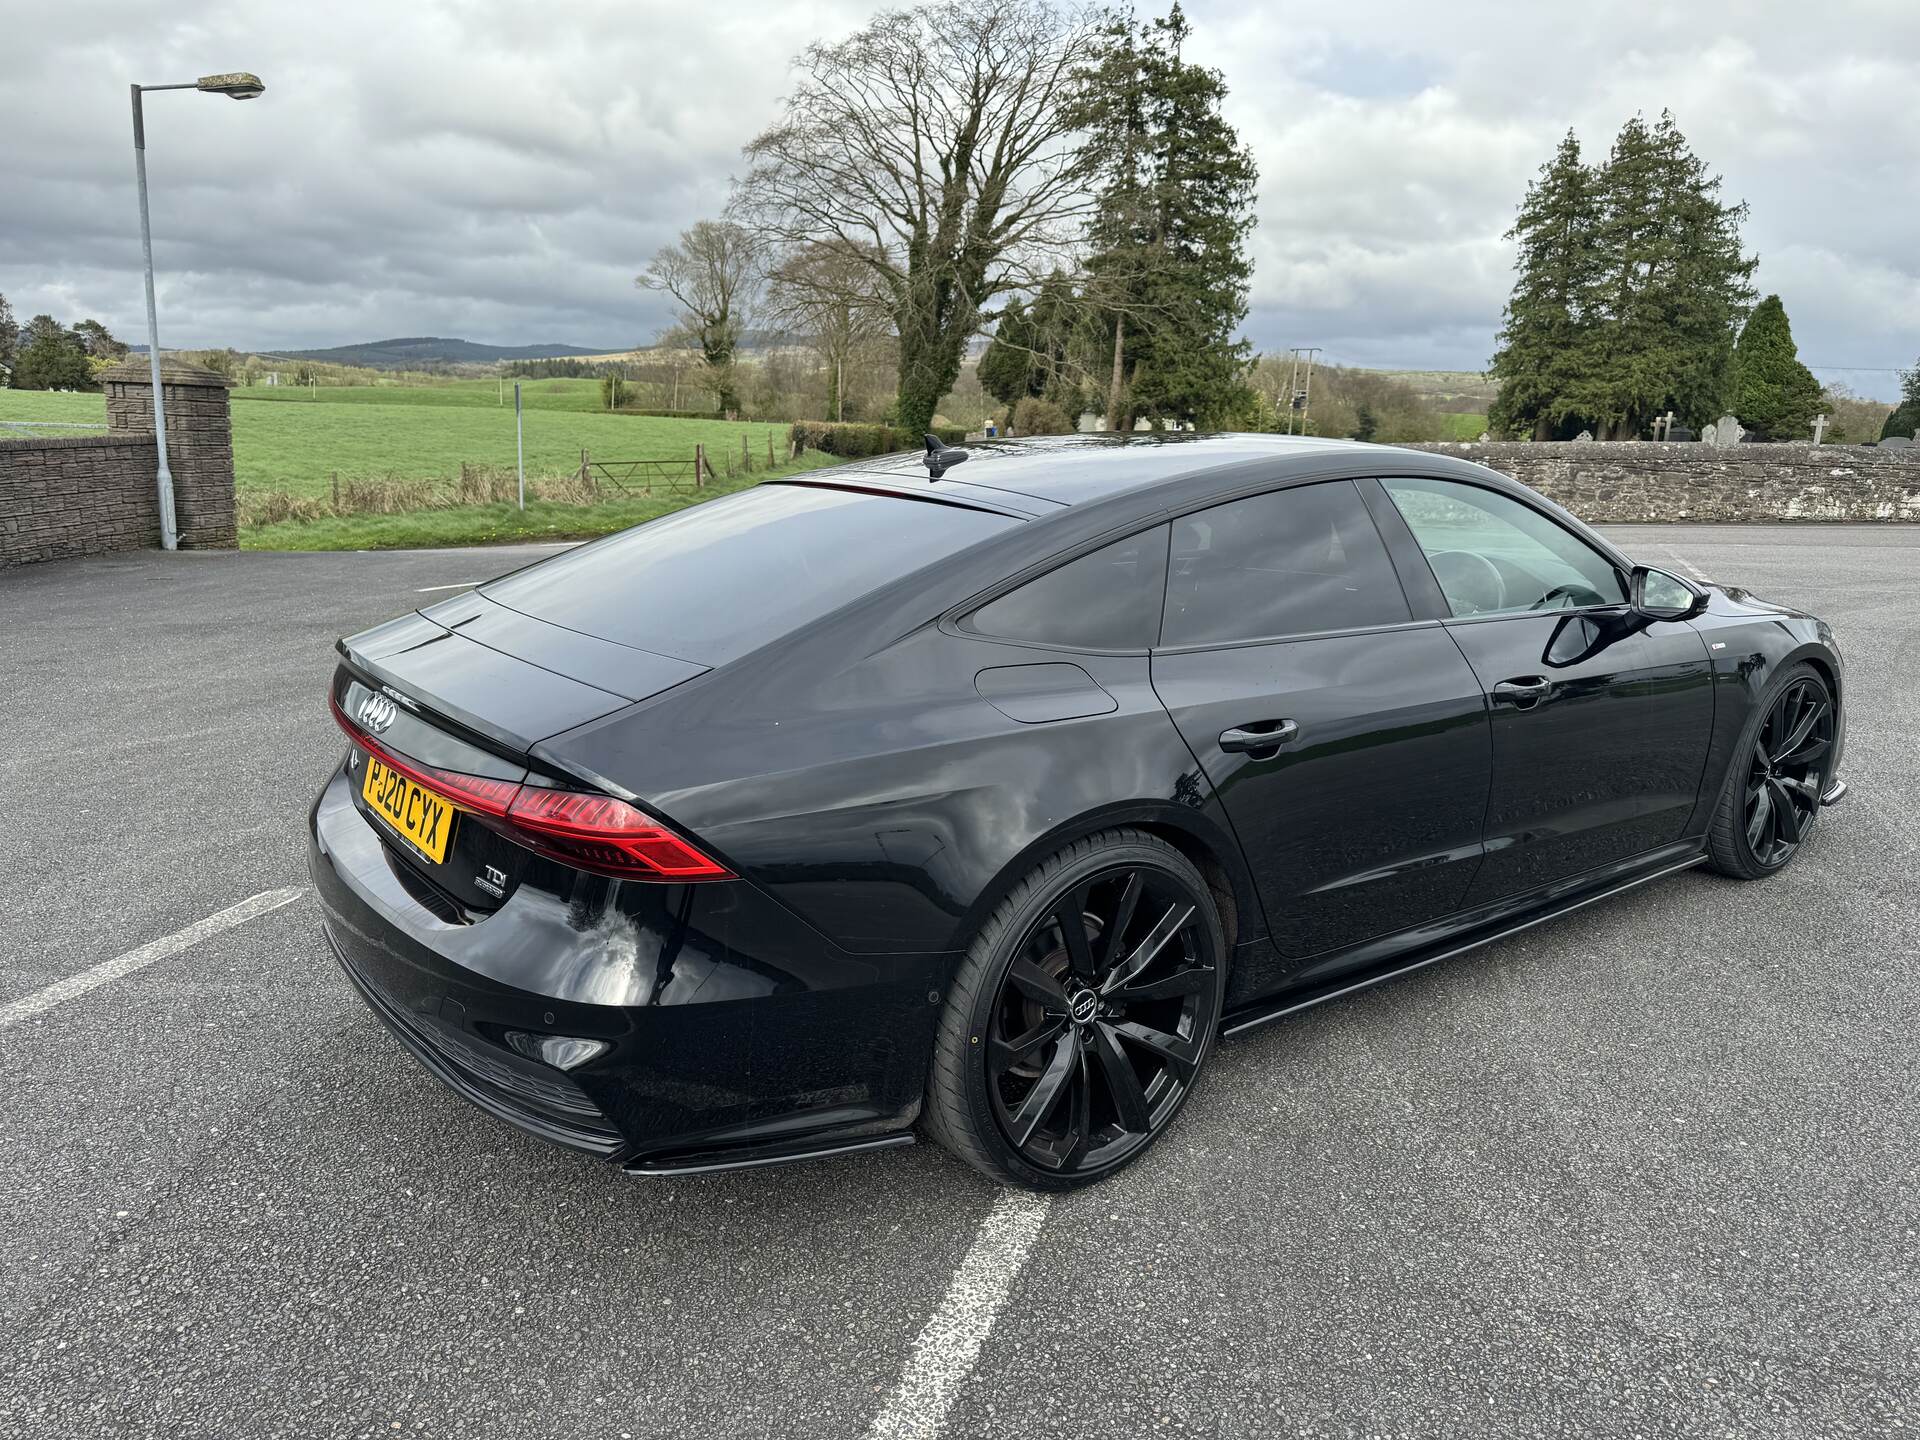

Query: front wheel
<box><xmin>1706</xmin><ymin>662</ymin><xmax>1835</xmax><ymax>879</ymax></box>
<box><xmin>922</xmin><ymin>830</ymin><xmax>1226</xmax><ymax>1190</ymax></box>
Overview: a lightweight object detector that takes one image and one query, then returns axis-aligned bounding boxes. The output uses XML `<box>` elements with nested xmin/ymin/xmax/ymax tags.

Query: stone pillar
<box><xmin>99</xmin><ymin>359</ymin><xmax>238</xmax><ymax>549</ymax></box>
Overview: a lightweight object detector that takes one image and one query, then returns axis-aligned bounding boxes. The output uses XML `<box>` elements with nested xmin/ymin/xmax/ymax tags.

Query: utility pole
<box><xmin>1283</xmin><ymin>347</ymin><xmax>1321</xmax><ymax>435</ymax></box>
<box><xmin>1297</xmin><ymin>347</ymin><xmax>1321</xmax><ymax>435</ymax></box>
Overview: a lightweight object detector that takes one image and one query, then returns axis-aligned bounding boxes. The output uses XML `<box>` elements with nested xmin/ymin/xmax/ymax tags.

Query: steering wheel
<box><xmin>1527</xmin><ymin>582</ymin><xmax>1608</xmax><ymax>612</ymax></box>
<box><xmin>1427</xmin><ymin>550</ymin><xmax>1506</xmax><ymax>615</ymax></box>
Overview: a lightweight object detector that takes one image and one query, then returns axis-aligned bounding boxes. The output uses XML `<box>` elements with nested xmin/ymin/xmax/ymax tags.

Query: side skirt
<box><xmin>625</xmin><ymin>1131</ymin><xmax>915</xmax><ymax>1177</ymax></box>
<box><xmin>1221</xmin><ymin>848</ymin><xmax>1707</xmax><ymax>1039</ymax></box>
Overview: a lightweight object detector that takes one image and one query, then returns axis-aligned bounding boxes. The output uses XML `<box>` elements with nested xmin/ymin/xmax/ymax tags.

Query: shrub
<box><xmin>1881</xmin><ymin>400</ymin><xmax>1920</xmax><ymax>441</ymax></box>
<box><xmin>790</xmin><ymin>420</ymin><xmax>966</xmax><ymax>457</ymax></box>
<box><xmin>1010</xmin><ymin>397</ymin><xmax>1074</xmax><ymax>436</ymax></box>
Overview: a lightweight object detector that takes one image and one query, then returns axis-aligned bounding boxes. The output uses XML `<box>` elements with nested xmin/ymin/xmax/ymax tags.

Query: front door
<box><xmin>1376</xmin><ymin>476</ymin><xmax>1716</xmax><ymax>906</ymax></box>
<box><xmin>1150</xmin><ymin>480</ymin><xmax>1492</xmax><ymax>977</ymax></box>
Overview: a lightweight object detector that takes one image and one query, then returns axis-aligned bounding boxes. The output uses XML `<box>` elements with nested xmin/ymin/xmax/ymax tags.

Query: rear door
<box><xmin>1150</xmin><ymin>479</ymin><xmax>1492</xmax><ymax>977</ymax></box>
<box><xmin>1374</xmin><ymin>475</ymin><xmax>1715</xmax><ymax>906</ymax></box>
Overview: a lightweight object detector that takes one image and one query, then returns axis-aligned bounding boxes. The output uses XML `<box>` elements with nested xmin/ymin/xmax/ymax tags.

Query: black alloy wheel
<box><xmin>1742</xmin><ymin>674</ymin><xmax>1833</xmax><ymax>866</ymax></box>
<box><xmin>924</xmin><ymin>830</ymin><xmax>1226</xmax><ymax>1189</ymax></box>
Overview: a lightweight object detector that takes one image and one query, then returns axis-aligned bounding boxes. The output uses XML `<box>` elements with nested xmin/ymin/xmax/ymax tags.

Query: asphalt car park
<box><xmin>2</xmin><ymin>523</ymin><xmax>1916</xmax><ymax>1439</ymax></box>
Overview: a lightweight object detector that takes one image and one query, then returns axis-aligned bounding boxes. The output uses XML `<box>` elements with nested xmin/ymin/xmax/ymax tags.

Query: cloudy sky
<box><xmin>5</xmin><ymin>0</ymin><xmax>1916</xmax><ymax>395</ymax></box>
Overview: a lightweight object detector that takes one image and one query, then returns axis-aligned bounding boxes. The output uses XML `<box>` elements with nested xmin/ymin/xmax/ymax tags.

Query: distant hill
<box><xmin>265</xmin><ymin>337</ymin><xmax>605</xmax><ymax>369</ymax></box>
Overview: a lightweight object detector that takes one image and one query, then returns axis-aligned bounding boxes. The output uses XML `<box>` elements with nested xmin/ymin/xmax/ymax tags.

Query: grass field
<box><xmin>236</xmin><ymin>456</ymin><xmax>840</xmax><ymax>551</ymax></box>
<box><xmin>0</xmin><ymin>388</ymin><xmax>791</xmax><ymax>497</ymax></box>
<box><xmin>232</xmin><ymin>376</ymin><xmax>628</xmax><ymax>412</ymax></box>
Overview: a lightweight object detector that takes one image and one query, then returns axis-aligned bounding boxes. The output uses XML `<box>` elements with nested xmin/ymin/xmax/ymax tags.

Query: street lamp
<box><xmin>131</xmin><ymin>71</ymin><xmax>265</xmax><ymax>550</ymax></box>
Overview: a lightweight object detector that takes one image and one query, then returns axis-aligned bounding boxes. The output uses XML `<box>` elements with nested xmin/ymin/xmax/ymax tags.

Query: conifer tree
<box><xmin>1081</xmin><ymin>4</ymin><xmax>1256</xmax><ymax>430</ymax></box>
<box><xmin>1489</xmin><ymin>112</ymin><xmax>1755</xmax><ymax>438</ymax></box>
<box><xmin>1729</xmin><ymin>295</ymin><xmax>1823</xmax><ymax>439</ymax></box>
<box><xmin>1488</xmin><ymin>132</ymin><xmax>1601</xmax><ymax>439</ymax></box>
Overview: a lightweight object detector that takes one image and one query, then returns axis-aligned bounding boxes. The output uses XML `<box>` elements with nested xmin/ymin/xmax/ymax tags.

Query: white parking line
<box><xmin>0</xmin><ymin>888</ymin><xmax>306</xmax><ymax>1032</ymax></box>
<box><xmin>415</xmin><ymin>582</ymin><xmax>480</xmax><ymax>593</ymax></box>
<box><xmin>1665</xmin><ymin>547</ymin><xmax>1711</xmax><ymax>582</ymax></box>
<box><xmin>864</xmin><ymin>1190</ymin><xmax>1052</xmax><ymax>1439</ymax></box>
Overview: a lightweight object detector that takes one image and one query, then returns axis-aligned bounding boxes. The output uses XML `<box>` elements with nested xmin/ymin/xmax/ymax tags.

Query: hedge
<box><xmin>790</xmin><ymin>420</ymin><xmax>968</xmax><ymax>458</ymax></box>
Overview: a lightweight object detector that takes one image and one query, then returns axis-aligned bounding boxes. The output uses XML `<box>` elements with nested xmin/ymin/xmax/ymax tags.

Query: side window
<box><xmin>968</xmin><ymin>525</ymin><xmax>1170</xmax><ymax>651</ymax></box>
<box><xmin>1382</xmin><ymin>477</ymin><xmax>1626</xmax><ymax>617</ymax></box>
<box><xmin>1162</xmin><ymin>481</ymin><xmax>1412</xmax><ymax>647</ymax></box>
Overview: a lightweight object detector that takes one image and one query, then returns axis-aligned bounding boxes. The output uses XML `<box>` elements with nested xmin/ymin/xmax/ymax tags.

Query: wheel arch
<box><xmin>944</xmin><ymin>800</ymin><xmax>1259</xmax><ymax>960</ymax></box>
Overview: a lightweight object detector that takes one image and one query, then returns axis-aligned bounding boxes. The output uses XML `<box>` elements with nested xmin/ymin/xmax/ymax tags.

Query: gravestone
<box><xmin>1668</xmin><ymin>424</ymin><xmax>1696</xmax><ymax>442</ymax></box>
<box><xmin>1709</xmin><ymin>414</ymin><xmax>1744</xmax><ymax>448</ymax></box>
<box><xmin>1573</xmin><ymin>430</ymin><xmax>1594</xmax><ymax>442</ymax></box>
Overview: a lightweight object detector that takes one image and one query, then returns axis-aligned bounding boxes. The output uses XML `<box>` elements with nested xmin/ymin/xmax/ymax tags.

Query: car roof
<box><xmin>790</xmin><ymin>433</ymin><xmax>1365</xmax><ymax>509</ymax></box>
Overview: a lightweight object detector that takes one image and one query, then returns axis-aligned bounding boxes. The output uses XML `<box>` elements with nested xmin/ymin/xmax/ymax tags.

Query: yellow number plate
<box><xmin>361</xmin><ymin>755</ymin><xmax>456</xmax><ymax>864</ymax></box>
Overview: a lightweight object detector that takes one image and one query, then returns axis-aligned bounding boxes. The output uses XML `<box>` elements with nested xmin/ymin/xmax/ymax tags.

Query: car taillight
<box><xmin>330</xmin><ymin>694</ymin><xmax>731</xmax><ymax>882</ymax></box>
<box><xmin>504</xmin><ymin>787</ymin><xmax>733</xmax><ymax>879</ymax></box>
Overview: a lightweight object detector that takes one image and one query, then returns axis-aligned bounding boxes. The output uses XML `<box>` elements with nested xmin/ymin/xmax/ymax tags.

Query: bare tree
<box><xmin>764</xmin><ymin>243</ymin><xmax>894</xmax><ymax>422</ymax></box>
<box><xmin>637</xmin><ymin>220</ymin><xmax>763</xmax><ymax>416</ymax></box>
<box><xmin>735</xmin><ymin>0</ymin><xmax>1102</xmax><ymax>435</ymax></box>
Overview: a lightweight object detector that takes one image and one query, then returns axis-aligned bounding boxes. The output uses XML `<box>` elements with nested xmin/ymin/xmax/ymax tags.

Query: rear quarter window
<box><xmin>481</xmin><ymin>484</ymin><xmax>1019</xmax><ymax>664</ymax></box>
<box><xmin>966</xmin><ymin>526</ymin><xmax>1171</xmax><ymax>651</ymax></box>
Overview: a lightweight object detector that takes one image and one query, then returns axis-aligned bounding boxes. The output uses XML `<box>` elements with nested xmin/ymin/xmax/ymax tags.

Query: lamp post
<box><xmin>131</xmin><ymin>71</ymin><xmax>264</xmax><ymax>550</ymax></box>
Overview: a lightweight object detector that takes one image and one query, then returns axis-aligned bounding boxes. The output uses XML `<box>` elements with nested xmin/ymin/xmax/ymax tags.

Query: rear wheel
<box><xmin>923</xmin><ymin>830</ymin><xmax>1226</xmax><ymax>1190</ymax></box>
<box><xmin>1706</xmin><ymin>663</ymin><xmax>1834</xmax><ymax>879</ymax></box>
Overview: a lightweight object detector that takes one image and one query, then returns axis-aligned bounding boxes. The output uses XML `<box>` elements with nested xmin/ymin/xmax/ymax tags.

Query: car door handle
<box><xmin>1219</xmin><ymin>720</ymin><xmax>1298</xmax><ymax>753</ymax></box>
<box><xmin>1492</xmin><ymin>676</ymin><xmax>1553</xmax><ymax>708</ymax></box>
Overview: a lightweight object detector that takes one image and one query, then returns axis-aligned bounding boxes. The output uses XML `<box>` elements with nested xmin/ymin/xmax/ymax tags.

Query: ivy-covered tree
<box><xmin>1488</xmin><ymin>132</ymin><xmax>1602</xmax><ymax>439</ymax></box>
<box><xmin>1729</xmin><ymin>295</ymin><xmax>1823</xmax><ymax>439</ymax></box>
<box><xmin>1080</xmin><ymin>3</ymin><xmax>1257</xmax><ymax>431</ymax></box>
<box><xmin>979</xmin><ymin>298</ymin><xmax>1039</xmax><ymax>406</ymax></box>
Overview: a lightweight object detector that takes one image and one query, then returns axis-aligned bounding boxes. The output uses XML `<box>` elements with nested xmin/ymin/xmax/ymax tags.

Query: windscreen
<box><xmin>481</xmin><ymin>484</ymin><xmax>1019</xmax><ymax>665</ymax></box>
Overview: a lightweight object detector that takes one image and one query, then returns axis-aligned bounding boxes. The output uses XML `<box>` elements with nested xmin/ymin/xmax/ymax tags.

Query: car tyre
<box><xmin>1705</xmin><ymin>661</ymin><xmax>1835</xmax><ymax>880</ymax></box>
<box><xmin>922</xmin><ymin>829</ymin><xmax>1226</xmax><ymax>1190</ymax></box>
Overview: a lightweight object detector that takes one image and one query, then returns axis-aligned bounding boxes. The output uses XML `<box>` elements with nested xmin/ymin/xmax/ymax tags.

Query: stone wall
<box><xmin>0</xmin><ymin>434</ymin><xmax>163</xmax><ymax>565</ymax></box>
<box><xmin>1</xmin><ymin>360</ymin><xmax>236</xmax><ymax>568</ymax></box>
<box><xmin>1402</xmin><ymin>440</ymin><xmax>1920</xmax><ymax>523</ymax></box>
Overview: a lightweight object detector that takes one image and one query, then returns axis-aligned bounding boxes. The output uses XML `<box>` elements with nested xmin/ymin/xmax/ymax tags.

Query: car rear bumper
<box><xmin>308</xmin><ymin>761</ymin><xmax>945</xmax><ymax>1169</ymax></box>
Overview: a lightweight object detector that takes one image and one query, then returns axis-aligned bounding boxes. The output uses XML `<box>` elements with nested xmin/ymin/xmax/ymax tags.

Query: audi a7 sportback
<box><xmin>310</xmin><ymin>434</ymin><xmax>1846</xmax><ymax>1189</ymax></box>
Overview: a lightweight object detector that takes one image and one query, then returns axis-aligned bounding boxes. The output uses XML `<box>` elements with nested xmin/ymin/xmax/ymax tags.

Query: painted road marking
<box><xmin>1665</xmin><ymin>547</ymin><xmax>1711</xmax><ymax>582</ymax></box>
<box><xmin>0</xmin><ymin>888</ymin><xmax>306</xmax><ymax>1032</ymax></box>
<box><xmin>864</xmin><ymin>1190</ymin><xmax>1052</xmax><ymax>1439</ymax></box>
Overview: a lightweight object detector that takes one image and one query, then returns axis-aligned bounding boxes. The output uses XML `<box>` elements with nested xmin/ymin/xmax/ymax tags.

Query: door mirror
<box><xmin>1631</xmin><ymin>564</ymin><xmax>1707</xmax><ymax>621</ymax></box>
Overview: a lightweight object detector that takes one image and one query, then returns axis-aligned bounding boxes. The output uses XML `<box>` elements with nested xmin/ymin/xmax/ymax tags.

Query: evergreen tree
<box><xmin>1729</xmin><ymin>295</ymin><xmax>1823</xmax><ymax>439</ymax></box>
<box><xmin>979</xmin><ymin>298</ymin><xmax>1040</xmax><ymax>406</ymax></box>
<box><xmin>0</xmin><ymin>293</ymin><xmax>18</xmax><ymax>385</ymax></box>
<box><xmin>1081</xmin><ymin>4</ymin><xmax>1256</xmax><ymax>430</ymax></box>
<box><xmin>1488</xmin><ymin>132</ymin><xmax>1602</xmax><ymax>439</ymax></box>
<box><xmin>1488</xmin><ymin>112</ymin><xmax>1754</xmax><ymax>439</ymax></box>
<box><xmin>13</xmin><ymin>315</ymin><xmax>93</xmax><ymax>390</ymax></box>
<box><xmin>1881</xmin><ymin>358</ymin><xmax>1920</xmax><ymax>440</ymax></box>
<box><xmin>1588</xmin><ymin>112</ymin><xmax>1755</xmax><ymax>436</ymax></box>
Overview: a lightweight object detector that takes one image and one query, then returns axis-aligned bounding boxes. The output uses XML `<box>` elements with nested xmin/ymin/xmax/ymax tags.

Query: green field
<box><xmin>233</xmin><ymin>376</ymin><xmax>630</xmax><ymax>412</ymax></box>
<box><xmin>0</xmin><ymin>387</ymin><xmax>790</xmax><ymax>497</ymax></box>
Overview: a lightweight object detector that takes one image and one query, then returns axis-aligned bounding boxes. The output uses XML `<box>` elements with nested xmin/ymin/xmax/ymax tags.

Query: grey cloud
<box><xmin>2</xmin><ymin>0</ymin><xmax>1915</xmax><ymax>393</ymax></box>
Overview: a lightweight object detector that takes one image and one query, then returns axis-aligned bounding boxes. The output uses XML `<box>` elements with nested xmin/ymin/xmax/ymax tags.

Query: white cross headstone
<box><xmin>1812</xmin><ymin>412</ymin><xmax>1829</xmax><ymax>444</ymax></box>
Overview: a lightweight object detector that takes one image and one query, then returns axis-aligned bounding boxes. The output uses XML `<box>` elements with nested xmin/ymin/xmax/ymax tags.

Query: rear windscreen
<box><xmin>481</xmin><ymin>484</ymin><xmax>1019</xmax><ymax>664</ymax></box>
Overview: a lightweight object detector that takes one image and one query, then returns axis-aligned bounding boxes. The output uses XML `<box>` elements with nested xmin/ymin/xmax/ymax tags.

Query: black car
<box><xmin>310</xmin><ymin>434</ymin><xmax>1847</xmax><ymax>1189</ymax></box>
